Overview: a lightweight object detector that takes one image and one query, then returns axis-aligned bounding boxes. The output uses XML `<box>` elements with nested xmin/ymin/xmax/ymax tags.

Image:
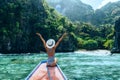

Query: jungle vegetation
<box><xmin>0</xmin><ymin>0</ymin><xmax>119</xmax><ymax>53</ymax></box>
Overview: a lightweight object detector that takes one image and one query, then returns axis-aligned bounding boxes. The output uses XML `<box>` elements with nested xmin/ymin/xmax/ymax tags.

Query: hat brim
<box><xmin>46</xmin><ymin>39</ymin><xmax>55</xmax><ymax>48</ymax></box>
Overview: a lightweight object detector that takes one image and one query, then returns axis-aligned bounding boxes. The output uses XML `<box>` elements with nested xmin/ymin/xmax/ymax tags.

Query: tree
<box><xmin>83</xmin><ymin>39</ymin><xmax>98</xmax><ymax>50</ymax></box>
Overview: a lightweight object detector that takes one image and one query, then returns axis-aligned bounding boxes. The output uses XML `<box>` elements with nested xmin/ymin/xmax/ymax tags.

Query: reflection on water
<box><xmin>0</xmin><ymin>52</ymin><xmax>120</xmax><ymax>80</ymax></box>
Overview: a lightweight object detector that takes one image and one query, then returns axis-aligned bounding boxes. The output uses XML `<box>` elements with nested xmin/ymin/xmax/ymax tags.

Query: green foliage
<box><xmin>104</xmin><ymin>40</ymin><xmax>114</xmax><ymax>49</ymax></box>
<box><xmin>0</xmin><ymin>0</ymin><xmax>76</xmax><ymax>53</ymax></box>
<box><xmin>76</xmin><ymin>37</ymin><xmax>84</xmax><ymax>48</ymax></box>
<box><xmin>0</xmin><ymin>0</ymin><xmax>116</xmax><ymax>53</ymax></box>
<box><xmin>47</xmin><ymin>0</ymin><xmax>120</xmax><ymax>27</ymax></box>
<box><xmin>94</xmin><ymin>37</ymin><xmax>106</xmax><ymax>49</ymax></box>
<box><xmin>47</xmin><ymin>0</ymin><xmax>94</xmax><ymax>22</ymax></box>
<box><xmin>98</xmin><ymin>24</ymin><xmax>114</xmax><ymax>38</ymax></box>
<box><xmin>83</xmin><ymin>39</ymin><xmax>98</xmax><ymax>50</ymax></box>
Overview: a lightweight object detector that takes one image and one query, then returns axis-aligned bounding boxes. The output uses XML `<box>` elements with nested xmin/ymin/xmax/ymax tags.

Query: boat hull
<box><xmin>25</xmin><ymin>60</ymin><xmax>67</xmax><ymax>80</ymax></box>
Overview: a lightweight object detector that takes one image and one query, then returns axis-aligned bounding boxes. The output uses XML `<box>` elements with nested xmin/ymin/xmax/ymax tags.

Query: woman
<box><xmin>36</xmin><ymin>32</ymin><xmax>67</xmax><ymax>67</ymax></box>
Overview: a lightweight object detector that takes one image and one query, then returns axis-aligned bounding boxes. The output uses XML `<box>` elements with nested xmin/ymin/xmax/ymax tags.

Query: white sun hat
<box><xmin>46</xmin><ymin>39</ymin><xmax>55</xmax><ymax>48</ymax></box>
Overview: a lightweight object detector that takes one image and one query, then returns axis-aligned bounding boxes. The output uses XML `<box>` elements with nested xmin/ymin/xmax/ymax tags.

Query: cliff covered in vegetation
<box><xmin>47</xmin><ymin>0</ymin><xmax>120</xmax><ymax>53</ymax></box>
<box><xmin>46</xmin><ymin>0</ymin><xmax>94</xmax><ymax>23</ymax></box>
<box><xmin>0</xmin><ymin>0</ymin><xmax>116</xmax><ymax>53</ymax></box>
<box><xmin>111</xmin><ymin>17</ymin><xmax>120</xmax><ymax>53</ymax></box>
<box><xmin>47</xmin><ymin>0</ymin><xmax>120</xmax><ymax>26</ymax></box>
<box><xmin>0</xmin><ymin>0</ymin><xmax>76</xmax><ymax>53</ymax></box>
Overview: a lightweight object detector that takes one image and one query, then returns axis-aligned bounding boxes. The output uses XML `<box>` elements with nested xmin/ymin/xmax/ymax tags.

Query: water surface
<box><xmin>0</xmin><ymin>52</ymin><xmax>120</xmax><ymax>80</ymax></box>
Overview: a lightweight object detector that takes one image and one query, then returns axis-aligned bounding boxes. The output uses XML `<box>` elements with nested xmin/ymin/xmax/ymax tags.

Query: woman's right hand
<box><xmin>63</xmin><ymin>32</ymin><xmax>67</xmax><ymax>37</ymax></box>
<box><xmin>36</xmin><ymin>33</ymin><xmax>41</xmax><ymax>36</ymax></box>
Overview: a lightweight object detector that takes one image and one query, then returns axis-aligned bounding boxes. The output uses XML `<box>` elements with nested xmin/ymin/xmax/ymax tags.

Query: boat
<box><xmin>25</xmin><ymin>60</ymin><xmax>67</xmax><ymax>80</ymax></box>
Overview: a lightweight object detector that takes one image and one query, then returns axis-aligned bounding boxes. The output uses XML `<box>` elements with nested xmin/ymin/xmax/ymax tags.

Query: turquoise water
<box><xmin>0</xmin><ymin>52</ymin><xmax>120</xmax><ymax>80</ymax></box>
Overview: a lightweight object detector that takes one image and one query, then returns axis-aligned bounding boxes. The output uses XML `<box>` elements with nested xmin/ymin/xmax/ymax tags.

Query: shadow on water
<box><xmin>0</xmin><ymin>52</ymin><xmax>120</xmax><ymax>80</ymax></box>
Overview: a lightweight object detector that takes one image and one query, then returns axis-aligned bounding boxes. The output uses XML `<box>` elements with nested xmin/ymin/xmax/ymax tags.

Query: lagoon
<box><xmin>0</xmin><ymin>51</ymin><xmax>120</xmax><ymax>80</ymax></box>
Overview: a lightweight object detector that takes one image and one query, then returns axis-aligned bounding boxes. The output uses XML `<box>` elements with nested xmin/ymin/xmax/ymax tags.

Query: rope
<box><xmin>47</xmin><ymin>66</ymin><xmax>52</xmax><ymax>80</ymax></box>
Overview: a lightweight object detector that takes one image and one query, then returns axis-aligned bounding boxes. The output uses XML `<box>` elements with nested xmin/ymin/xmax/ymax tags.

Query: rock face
<box><xmin>100</xmin><ymin>1</ymin><xmax>120</xmax><ymax>25</ymax></box>
<box><xmin>0</xmin><ymin>0</ymin><xmax>76</xmax><ymax>53</ymax></box>
<box><xmin>46</xmin><ymin>0</ymin><xmax>94</xmax><ymax>22</ymax></box>
<box><xmin>0</xmin><ymin>0</ymin><xmax>46</xmax><ymax>53</ymax></box>
<box><xmin>46</xmin><ymin>0</ymin><xmax>120</xmax><ymax>26</ymax></box>
<box><xmin>1</xmin><ymin>0</ymin><xmax>120</xmax><ymax>53</ymax></box>
<box><xmin>111</xmin><ymin>18</ymin><xmax>120</xmax><ymax>53</ymax></box>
